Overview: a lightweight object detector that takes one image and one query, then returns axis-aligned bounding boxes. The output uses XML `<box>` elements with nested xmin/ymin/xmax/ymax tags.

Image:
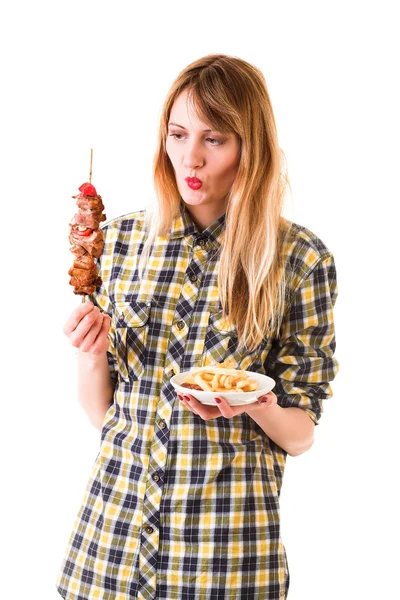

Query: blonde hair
<box><xmin>139</xmin><ymin>53</ymin><xmax>292</xmax><ymax>352</ymax></box>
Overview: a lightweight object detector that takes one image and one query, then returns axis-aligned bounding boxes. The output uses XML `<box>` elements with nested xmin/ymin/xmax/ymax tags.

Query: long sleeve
<box><xmin>265</xmin><ymin>253</ymin><xmax>340</xmax><ymax>425</ymax></box>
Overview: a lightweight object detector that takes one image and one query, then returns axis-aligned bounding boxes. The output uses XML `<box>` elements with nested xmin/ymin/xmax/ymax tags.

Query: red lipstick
<box><xmin>185</xmin><ymin>177</ymin><xmax>203</xmax><ymax>190</ymax></box>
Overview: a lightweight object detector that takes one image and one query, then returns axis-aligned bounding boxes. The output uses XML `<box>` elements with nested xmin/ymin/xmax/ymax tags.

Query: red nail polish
<box><xmin>260</xmin><ymin>398</ymin><xmax>267</xmax><ymax>404</ymax></box>
<box><xmin>184</xmin><ymin>396</ymin><xmax>191</xmax><ymax>402</ymax></box>
<box><xmin>215</xmin><ymin>397</ymin><xmax>221</xmax><ymax>404</ymax></box>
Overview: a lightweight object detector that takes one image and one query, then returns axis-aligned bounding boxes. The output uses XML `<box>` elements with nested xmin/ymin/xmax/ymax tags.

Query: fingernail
<box><xmin>215</xmin><ymin>397</ymin><xmax>222</xmax><ymax>404</ymax></box>
<box><xmin>260</xmin><ymin>398</ymin><xmax>267</xmax><ymax>404</ymax></box>
<box><xmin>183</xmin><ymin>395</ymin><xmax>191</xmax><ymax>402</ymax></box>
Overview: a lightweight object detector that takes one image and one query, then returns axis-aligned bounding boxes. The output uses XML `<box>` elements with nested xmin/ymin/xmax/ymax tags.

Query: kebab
<box><xmin>68</xmin><ymin>181</ymin><xmax>107</xmax><ymax>295</ymax></box>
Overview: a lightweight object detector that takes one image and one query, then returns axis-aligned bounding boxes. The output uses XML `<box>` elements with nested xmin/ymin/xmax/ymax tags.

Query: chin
<box><xmin>181</xmin><ymin>194</ymin><xmax>207</xmax><ymax>205</ymax></box>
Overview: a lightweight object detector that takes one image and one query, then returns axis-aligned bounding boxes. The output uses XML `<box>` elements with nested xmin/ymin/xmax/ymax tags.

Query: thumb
<box><xmin>258</xmin><ymin>393</ymin><xmax>275</xmax><ymax>407</ymax></box>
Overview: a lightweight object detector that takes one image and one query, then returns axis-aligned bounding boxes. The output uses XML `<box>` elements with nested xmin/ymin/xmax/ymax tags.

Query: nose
<box><xmin>183</xmin><ymin>139</ymin><xmax>204</xmax><ymax>172</ymax></box>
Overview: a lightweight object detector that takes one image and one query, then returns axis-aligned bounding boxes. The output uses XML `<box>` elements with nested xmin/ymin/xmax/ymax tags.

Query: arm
<box><xmin>82</xmin><ymin>223</ymin><xmax>120</xmax><ymax>431</ymax></box>
<box><xmin>64</xmin><ymin>301</ymin><xmax>116</xmax><ymax>432</ymax></box>
<box><xmin>178</xmin><ymin>253</ymin><xmax>339</xmax><ymax>456</ymax></box>
<box><xmin>77</xmin><ymin>348</ymin><xmax>115</xmax><ymax>432</ymax></box>
<box><xmin>178</xmin><ymin>391</ymin><xmax>314</xmax><ymax>456</ymax></box>
<box><xmin>67</xmin><ymin>223</ymin><xmax>119</xmax><ymax>432</ymax></box>
<box><xmin>246</xmin><ymin>402</ymin><xmax>315</xmax><ymax>456</ymax></box>
<box><xmin>257</xmin><ymin>253</ymin><xmax>340</xmax><ymax>455</ymax></box>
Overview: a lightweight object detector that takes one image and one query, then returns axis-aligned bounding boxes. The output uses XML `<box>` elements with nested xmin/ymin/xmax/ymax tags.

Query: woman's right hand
<box><xmin>63</xmin><ymin>301</ymin><xmax>112</xmax><ymax>355</ymax></box>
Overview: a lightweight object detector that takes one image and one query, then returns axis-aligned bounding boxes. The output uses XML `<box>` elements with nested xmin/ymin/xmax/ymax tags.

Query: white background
<box><xmin>1</xmin><ymin>1</ymin><xmax>399</xmax><ymax>599</ymax></box>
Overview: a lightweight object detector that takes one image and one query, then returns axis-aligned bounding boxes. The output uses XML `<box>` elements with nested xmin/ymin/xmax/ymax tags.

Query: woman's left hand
<box><xmin>177</xmin><ymin>390</ymin><xmax>277</xmax><ymax>420</ymax></box>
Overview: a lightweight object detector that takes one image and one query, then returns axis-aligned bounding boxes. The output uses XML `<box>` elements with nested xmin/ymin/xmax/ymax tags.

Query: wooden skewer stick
<box><xmin>89</xmin><ymin>148</ymin><xmax>93</xmax><ymax>183</ymax></box>
<box><xmin>81</xmin><ymin>148</ymin><xmax>93</xmax><ymax>305</ymax></box>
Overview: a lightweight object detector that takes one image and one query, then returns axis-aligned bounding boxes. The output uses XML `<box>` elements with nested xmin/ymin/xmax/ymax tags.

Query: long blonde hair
<box><xmin>139</xmin><ymin>53</ymin><xmax>292</xmax><ymax>352</ymax></box>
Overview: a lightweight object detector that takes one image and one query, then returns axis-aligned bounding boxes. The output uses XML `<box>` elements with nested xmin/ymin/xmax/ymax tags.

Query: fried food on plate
<box><xmin>180</xmin><ymin>359</ymin><xmax>259</xmax><ymax>393</ymax></box>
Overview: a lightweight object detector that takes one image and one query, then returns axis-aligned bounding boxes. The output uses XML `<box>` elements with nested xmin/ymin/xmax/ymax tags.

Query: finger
<box><xmin>186</xmin><ymin>394</ymin><xmax>230</xmax><ymax>420</ymax></box>
<box><xmin>178</xmin><ymin>394</ymin><xmax>199</xmax><ymax>415</ymax></box>
<box><xmin>181</xmin><ymin>393</ymin><xmax>210</xmax><ymax>417</ymax></box>
<box><xmin>69</xmin><ymin>306</ymin><xmax>102</xmax><ymax>347</ymax></box>
<box><xmin>178</xmin><ymin>393</ymin><xmax>220</xmax><ymax>420</ymax></box>
<box><xmin>63</xmin><ymin>301</ymin><xmax>95</xmax><ymax>335</ymax></box>
<box><xmin>90</xmin><ymin>314</ymin><xmax>112</xmax><ymax>355</ymax></box>
<box><xmin>80</xmin><ymin>312</ymin><xmax>106</xmax><ymax>352</ymax></box>
<box><xmin>214</xmin><ymin>396</ymin><xmax>236</xmax><ymax>418</ymax></box>
<box><xmin>258</xmin><ymin>392</ymin><xmax>277</xmax><ymax>407</ymax></box>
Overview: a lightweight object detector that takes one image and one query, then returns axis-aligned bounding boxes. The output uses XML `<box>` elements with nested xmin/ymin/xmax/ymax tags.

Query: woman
<box><xmin>57</xmin><ymin>54</ymin><xmax>339</xmax><ymax>600</ymax></box>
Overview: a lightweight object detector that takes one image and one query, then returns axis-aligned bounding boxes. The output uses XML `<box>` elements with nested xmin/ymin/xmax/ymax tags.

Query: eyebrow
<box><xmin>168</xmin><ymin>121</ymin><xmax>215</xmax><ymax>133</ymax></box>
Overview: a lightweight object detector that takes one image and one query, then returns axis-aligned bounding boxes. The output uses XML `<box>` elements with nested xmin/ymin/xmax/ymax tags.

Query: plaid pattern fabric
<box><xmin>56</xmin><ymin>204</ymin><xmax>339</xmax><ymax>600</ymax></box>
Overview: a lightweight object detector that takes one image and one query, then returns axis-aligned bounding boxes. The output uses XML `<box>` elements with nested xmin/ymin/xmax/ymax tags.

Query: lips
<box><xmin>185</xmin><ymin>177</ymin><xmax>203</xmax><ymax>190</ymax></box>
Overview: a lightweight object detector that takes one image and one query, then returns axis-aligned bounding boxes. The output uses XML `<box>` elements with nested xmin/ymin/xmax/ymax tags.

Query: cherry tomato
<box><xmin>75</xmin><ymin>227</ymin><xmax>92</xmax><ymax>237</ymax></box>
<box><xmin>79</xmin><ymin>182</ymin><xmax>97</xmax><ymax>196</ymax></box>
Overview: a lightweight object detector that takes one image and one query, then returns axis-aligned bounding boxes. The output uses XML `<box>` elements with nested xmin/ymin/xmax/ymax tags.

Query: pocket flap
<box><xmin>114</xmin><ymin>301</ymin><xmax>151</xmax><ymax>328</ymax></box>
<box><xmin>209</xmin><ymin>310</ymin><xmax>237</xmax><ymax>336</ymax></box>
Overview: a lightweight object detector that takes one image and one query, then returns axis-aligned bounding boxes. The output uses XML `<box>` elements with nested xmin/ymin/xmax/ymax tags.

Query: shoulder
<box><xmin>282</xmin><ymin>220</ymin><xmax>335</xmax><ymax>291</ymax></box>
<box><xmin>99</xmin><ymin>209</ymin><xmax>149</xmax><ymax>249</ymax></box>
<box><xmin>100</xmin><ymin>209</ymin><xmax>147</xmax><ymax>235</ymax></box>
<box><xmin>96</xmin><ymin>209</ymin><xmax>149</xmax><ymax>264</ymax></box>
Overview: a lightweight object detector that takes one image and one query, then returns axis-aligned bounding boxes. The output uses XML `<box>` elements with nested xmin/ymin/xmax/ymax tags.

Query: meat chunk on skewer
<box><xmin>68</xmin><ymin>182</ymin><xmax>106</xmax><ymax>295</ymax></box>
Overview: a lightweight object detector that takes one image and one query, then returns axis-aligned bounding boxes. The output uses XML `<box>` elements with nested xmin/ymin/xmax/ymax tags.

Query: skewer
<box><xmin>82</xmin><ymin>149</ymin><xmax>93</xmax><ymax>305</ymax></box>
<box><xmin>89</xmin><ymin>148</ymin><xmax>93</xmax><ymax>184</ymax></box>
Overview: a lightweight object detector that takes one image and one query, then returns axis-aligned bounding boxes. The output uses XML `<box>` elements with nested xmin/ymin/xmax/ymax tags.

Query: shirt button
<box><xmin>198</xmin><ymin>238</ymin><xmax>206</xmax><ymax>247</ymax></box>
<box><xmin>167</xmin><ymin>368</ymin><xmax>176</xmax><ymax>378</ymax></box>
<box><xmin>152</xmin><ymin>473</ymin><xmax>160</xmax><ymax>482</ymax></box>
<box><xmin>189</xmin><ymin>274</ymin><xmax>197</xmax><ymax>283</ymax></box>
<box><xmin>176</xmin><ymin>320</ymin><xmax>185</xmax><ymax>330</ymax></box>
<box><xmin>145</xmin><ymin>525</ymin><xmax>154</xmax><ymax>534</ymax></box>
<box><xmin>159</xmin><ymin>420</ymin><xmax>167</xmax><ymax>429</ymax></box>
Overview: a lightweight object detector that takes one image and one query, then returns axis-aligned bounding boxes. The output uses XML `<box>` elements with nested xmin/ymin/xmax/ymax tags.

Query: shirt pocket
<box><xmin>201</xmin><ymin>309</ymin><xmax>239</xmax><ymax>367</ymax></box>
<box><xmin>202</xmin><ymin>308</ymin><xmax>268</xmax><ymax>371</ymax></box>
<box><xmin>113</xmin><ymin>300</ymin><xmax>151</xmax><ymax>382</ymax></box>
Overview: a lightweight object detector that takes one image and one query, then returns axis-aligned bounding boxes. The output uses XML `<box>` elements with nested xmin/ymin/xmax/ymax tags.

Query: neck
<box><xmin>183</xmin><ymin>202</ymin><xmax>226</xmax><ymax>232</ymax></box>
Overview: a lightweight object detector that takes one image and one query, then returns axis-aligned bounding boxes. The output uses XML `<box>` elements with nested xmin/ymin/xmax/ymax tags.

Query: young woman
<box><xmin>57</xmin><ymin>54</ymin><xmax>339</xmax><ymax>600</ymax></box>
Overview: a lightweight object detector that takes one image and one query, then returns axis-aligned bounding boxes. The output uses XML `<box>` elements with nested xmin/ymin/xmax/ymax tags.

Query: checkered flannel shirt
<box><xmin>57</xmin><ymin>204</ymin><xmax>339</xmax><ymax>600</ymax></box>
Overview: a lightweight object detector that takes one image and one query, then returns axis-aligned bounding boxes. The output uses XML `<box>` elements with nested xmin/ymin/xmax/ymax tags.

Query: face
<box><xmin>166</xmin><ymin>90</ymin><xmax>241</xmax><ymax>216</ymax></box>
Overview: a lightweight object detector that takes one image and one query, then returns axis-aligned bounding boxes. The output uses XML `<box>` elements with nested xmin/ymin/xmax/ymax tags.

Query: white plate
<box><xmin>171</xmin><ymin>370</ymin><xmax>275</xmax><ymax>406</ymax></box>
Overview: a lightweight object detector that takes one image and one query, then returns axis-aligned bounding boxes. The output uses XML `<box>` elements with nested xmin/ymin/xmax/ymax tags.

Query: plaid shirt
<box><xmin>56</xmin><ymin>204</ymin><xmax>339</xmax><ymax>600</ymax></box>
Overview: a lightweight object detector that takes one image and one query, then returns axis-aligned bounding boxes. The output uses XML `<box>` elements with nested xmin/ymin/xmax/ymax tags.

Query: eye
<box><xmin>207</xmin><ymin>137</ymin><xmax>224</xmax><ymax>146</ymax></box>
<box><xmin>168</xmin><ymin>134</ymin><xmax>224</xmax><ymax>146</ymax></box>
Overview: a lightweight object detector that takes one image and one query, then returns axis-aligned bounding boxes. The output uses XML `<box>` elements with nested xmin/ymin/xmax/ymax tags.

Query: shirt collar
<box><xmin>170</xmin><ymin>201</ymin><xmax>226</xmax><ymax>247</ymax></box>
